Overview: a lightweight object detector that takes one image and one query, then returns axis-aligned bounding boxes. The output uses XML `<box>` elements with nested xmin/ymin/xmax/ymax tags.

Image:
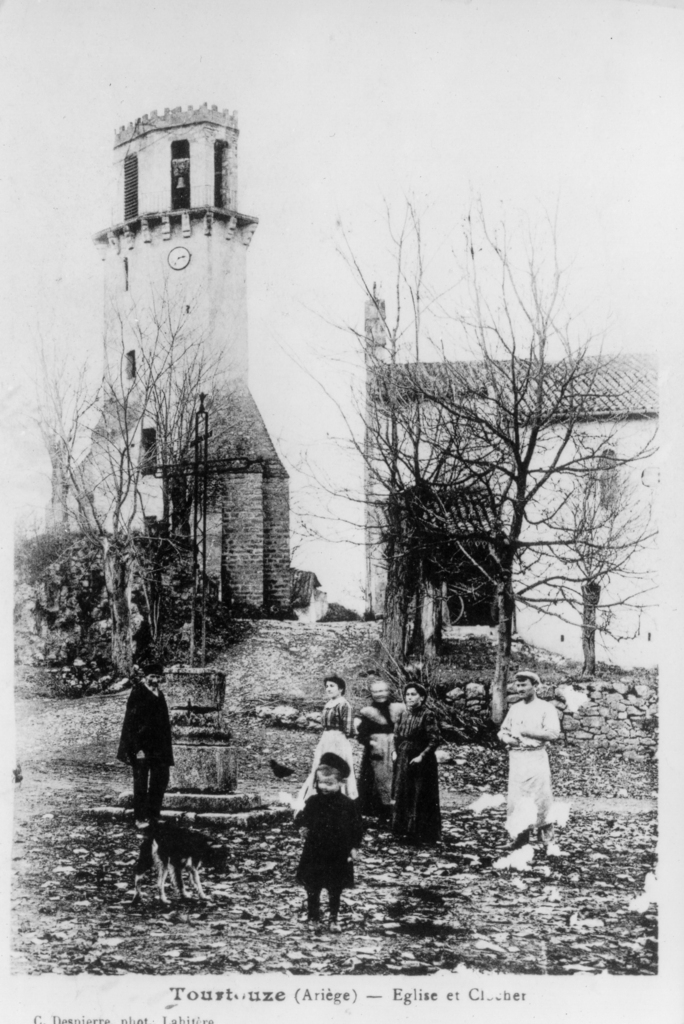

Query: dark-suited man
<box><xmin>117</xmin><ymin>663</ymin><xmax>174</xmax><ymax>828</ymax></box>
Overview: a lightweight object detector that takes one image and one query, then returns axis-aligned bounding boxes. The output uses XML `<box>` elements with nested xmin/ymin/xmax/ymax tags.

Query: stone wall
<box><xmin>446</xmin><ymin>672</ymin><xmax>657</xmax><ymax>760</ymax></box>
<box><xmin>221</xmin><ymin>469</ymin><xmax>265</xmax><ymax>605</ymax></box>
<box><xmin>558</xmin><ymin>676</ymin><xmax>657</xmax><ymax>760</ymax></box>
<box><xmin>262</xmin><ymin>473</ymin><xmax>291</xmax><ymax>610</ymax></box>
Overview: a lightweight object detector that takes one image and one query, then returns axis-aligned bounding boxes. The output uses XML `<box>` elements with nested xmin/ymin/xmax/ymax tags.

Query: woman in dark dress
<box><xmin>391</xmin><ymin>682</ymin><xmax>442</xmax><ymax>844</ymax></box>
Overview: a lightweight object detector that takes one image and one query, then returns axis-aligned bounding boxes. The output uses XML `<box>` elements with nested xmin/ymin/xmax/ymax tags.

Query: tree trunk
<box><xmin>412</xmin><ymin>576</ymin><xmax>442</xmax><ymax>663</ymax></box>
<box><xmin>581</xmin><ymin>580</ymin><xmax>601</xmax><ymax>677</ymax></box>
<box><xmin>103</xmin><ymin>539</ymin><xmax>134</xmax><ymax>675</ymax></box>
<box><xmin>491</xmin><ymin>574</ymin><xmax>515</xmax><ymax>723</ymax></box>
<box><xmin>380</xmin><ymin>503</ymin><xmax>411</xmax><ymax>669</ymax></box>
<box><xmin>169</xmin><ymin>473</ymin><xmax>192</xmax><ymax>537</ymax></box>
<box><xmin>381</xmin><ymin>561</ymin><xmax>410</xmax><ymax>668</ymax></box>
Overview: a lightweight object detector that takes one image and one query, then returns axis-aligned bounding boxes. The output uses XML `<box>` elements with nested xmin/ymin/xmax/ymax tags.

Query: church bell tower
<box><xmin>93</xmin><ymin>105</ymin><xmax>291</xmax><ymax>612</ymax></box>
<box><xmin>95</xmin><ymin>104</ymin><xmax>258</xmax><ymax>380</ymax></box>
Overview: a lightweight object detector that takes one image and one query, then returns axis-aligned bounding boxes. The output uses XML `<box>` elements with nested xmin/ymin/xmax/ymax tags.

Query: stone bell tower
<box><xmin>95</xmin><ymin>104</ymin><xmax>256</xmax><ymax>380</ymax></box>
<box><xmin>93</xmin><ymin>105</ymin><xmax>291</xmax><ymax>611</ymax></box>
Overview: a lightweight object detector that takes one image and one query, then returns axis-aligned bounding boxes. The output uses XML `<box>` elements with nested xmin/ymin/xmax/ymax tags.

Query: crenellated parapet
<box><xmin>115</xmin><ymin>104</ymin><xmax>238</xmax><ymax>147</ymax></box>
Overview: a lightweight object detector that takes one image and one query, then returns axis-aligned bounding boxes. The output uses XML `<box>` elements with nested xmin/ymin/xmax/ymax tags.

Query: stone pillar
<box><xmin>164</xmin><ymin>667</ymin><xmax>237</xmax><ymax>795</ymax></box>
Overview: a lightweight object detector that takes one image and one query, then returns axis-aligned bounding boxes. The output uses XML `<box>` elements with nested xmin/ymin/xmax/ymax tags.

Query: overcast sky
<box><xmin>1</xmin><ymin>0</ymin><xmax>683</xmax><ymax>609</ymax></box>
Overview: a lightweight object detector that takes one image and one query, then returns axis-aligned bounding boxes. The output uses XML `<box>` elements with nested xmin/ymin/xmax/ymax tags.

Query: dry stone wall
<box><xmin>446</xmin><ymin>673</ymin><xmax>657</xmax><ymax>760</ymax></box>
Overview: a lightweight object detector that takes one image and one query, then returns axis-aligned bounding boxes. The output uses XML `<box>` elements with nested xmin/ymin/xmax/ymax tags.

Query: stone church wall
<box><xmin>221</xmin><ymin>470</ymin><xmax>265</xmax><ymax>606</ymax></box>
<box><xmin>262</xmin><ymin>474</ymin><xmax>291</xmax><ymax>610</ymax></box>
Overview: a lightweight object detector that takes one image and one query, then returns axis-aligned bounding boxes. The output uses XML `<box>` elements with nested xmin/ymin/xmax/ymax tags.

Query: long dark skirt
<box><xmin>392</xmin><ymin>741</ymin><xmax>441</xmax><ymax>844</ymax></box>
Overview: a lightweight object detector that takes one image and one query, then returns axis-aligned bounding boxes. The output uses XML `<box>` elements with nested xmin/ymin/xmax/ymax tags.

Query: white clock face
<box><xmin>168</xmin><ymin>246</ymin><xmax>191</xmax><ymax>271</ymax></box>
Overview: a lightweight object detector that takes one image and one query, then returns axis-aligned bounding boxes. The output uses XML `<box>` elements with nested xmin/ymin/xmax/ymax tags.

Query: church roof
<box><xmin>211</xmin><ymin>383</ymin><xmax>288</xmax><ymax>479</ymax></box>
<box><xmin>572</xmin><ymin>353</ymin><xmax>657</xmax><ymax>418</ymax></box>
<box><xmin>370</xmin><ymin>353</ymin><xmax>657</xmax><ymax>422</ymax></box>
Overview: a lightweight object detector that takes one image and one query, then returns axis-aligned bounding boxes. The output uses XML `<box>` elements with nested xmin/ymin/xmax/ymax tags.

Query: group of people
<box><xmin>117</xmin><ymin>663</ymin><xmax>561</xmax><ymax>932</ymax></box>
<box><xmin>291</xmin><ymin>672</ymin><xmax>445</xmax><ymax>930</ymax></box>
<box><xmin>294</xmin><ymin>674</ymin><xmax>442</xmax><ymax>844</ymax></box>
<box><xmin>292</xmin><ymin>668</ymin><xmax>560</xmax><ymax>930</ymax></box>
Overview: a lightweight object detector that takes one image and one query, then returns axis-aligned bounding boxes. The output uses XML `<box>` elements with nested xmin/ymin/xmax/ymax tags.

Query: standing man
<box><xmin>117</xmin><ymin>662</ymin><xmax>174</xmax><ymax>829</ymax></box>
<box><xmin>498</xmin><ymin>671</ymin><xmax>561</xmax><ymax>851</ymax></box>
<box><xmin>355</xmin><ymin>678</ymin><xmax>405</xmax><ymax>820</ymax></box>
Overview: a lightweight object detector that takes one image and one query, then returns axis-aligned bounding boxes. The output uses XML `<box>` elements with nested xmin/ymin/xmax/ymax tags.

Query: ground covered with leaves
<box><xmin>11</xmin><ymin>692</ymin><xmax>657</xmax><ymax>977</ymax></box>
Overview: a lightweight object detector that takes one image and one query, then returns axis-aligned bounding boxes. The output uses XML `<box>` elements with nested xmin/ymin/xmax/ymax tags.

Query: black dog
<box><xmin>132</xmin><ymin>823</ymin><xmax>226</xmax><ymax>904</ymax></box>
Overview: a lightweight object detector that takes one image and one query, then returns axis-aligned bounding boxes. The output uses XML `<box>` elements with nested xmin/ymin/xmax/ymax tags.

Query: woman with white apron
<box><xmin>295</xmin><ymin>674</ymin><xmax>358</xmax><ymax>811</ymax></box>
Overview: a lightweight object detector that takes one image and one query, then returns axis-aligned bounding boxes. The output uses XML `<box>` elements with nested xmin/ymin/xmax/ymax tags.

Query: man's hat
<box><xmin>515</xmin><ymin>671</ymin><xmax>541</xmax><ymax>686</ymax></box>
<box><xmin>317</xmin><ymin>752</ymin><xmax>350</xmax><ymax>779</ymax></box>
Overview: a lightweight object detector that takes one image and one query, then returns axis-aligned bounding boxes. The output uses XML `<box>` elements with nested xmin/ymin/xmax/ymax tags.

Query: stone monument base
<box><xmin>170</xmin><ymin>742</ymin><xmax>238</xmax><ymax>794</ymax></box>
<box><xmin>117</xmin><ymin>790</ymin><xmax>261</xmax><ymax>814</ymax></box>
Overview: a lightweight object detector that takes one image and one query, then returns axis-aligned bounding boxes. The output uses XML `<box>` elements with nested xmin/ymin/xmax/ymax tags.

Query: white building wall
<box><xmin>98</xmin><ymin>216</ymin><xmax>251</xmax><ymax>383</ymax></box>
<box><xmin>516</xmin><ymin>416</ymin><xmax>658</xmax><ymax>669</ymax></box>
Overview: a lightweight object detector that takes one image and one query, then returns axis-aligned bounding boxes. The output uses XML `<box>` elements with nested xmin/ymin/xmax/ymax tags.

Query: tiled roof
<box><xmin>371</xmin><ymin>353</ymin><xmax>657</xmax><ymax>421</ymax></box>
<box><xmin>290</xmin><ymin>569</ymin><xmax>322</xmax><ymax>609</ymax></box>
<box><xmin>573</xmin><ymin>354</ymin><xmax>657</xmax><ymax>418</ymax></box>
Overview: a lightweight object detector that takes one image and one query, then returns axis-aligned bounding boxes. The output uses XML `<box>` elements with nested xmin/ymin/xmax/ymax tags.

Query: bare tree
<box><xmin>349</xmin><ymin>203</ymin><xmax>657</xmax><ymax>720</ymax></box>
<box><xmin>351</xmin><ymin>203</ymin><xmax>467</xmax><ymax>664</ymax></box>
<box><xmin>400</xmin><ymin>208</ymin><xmax>656</xmax><ymax>719</ymax></box>
<box><xmin>35</xmin><ymin>289</ymin><xmax>222</xmax><ymax>674</ymax></box>
<box><xmin>520</xmin><ymin>448</ymin><xmax>657</xmax><ymax>676</ymax></box>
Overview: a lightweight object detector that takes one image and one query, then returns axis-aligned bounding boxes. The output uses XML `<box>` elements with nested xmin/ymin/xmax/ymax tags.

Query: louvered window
<box><xmin>214</xmin><ymin>140</ymin><xmax>228</xmax><ymax>208</ymax></box>
<box><xmin>124</xmin><ymin>154</ymin><xmax>138</xmax><ymax>219</ymax></box>
<box><xmin>171</xmin><ymin>139</ymin><xmax>190</xmax><ymax>210</ymax></box>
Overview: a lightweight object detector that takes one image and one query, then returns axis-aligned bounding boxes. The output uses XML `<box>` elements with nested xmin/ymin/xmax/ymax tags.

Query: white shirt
<box><xmin>499</xmin><ymin>697</ymin><xmax>561</xmax><ymax>749</ymax></box>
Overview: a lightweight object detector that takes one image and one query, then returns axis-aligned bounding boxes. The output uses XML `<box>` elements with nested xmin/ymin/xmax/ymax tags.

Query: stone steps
<box><xmin>116</xmin><ymin>790</ymin><xmax>263</xmax><ymax>814</ymax></box>
<box><xmin>87</xmin><ymin>805</ymin><xmax>292</xmax><ymax>828</ymax></box>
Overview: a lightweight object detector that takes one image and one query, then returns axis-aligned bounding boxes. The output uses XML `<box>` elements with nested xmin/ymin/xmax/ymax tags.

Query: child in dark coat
<box><xmin>294</xmin><ymin>751</ymin><xmax>363</xmax><ymax>932</ymax></box>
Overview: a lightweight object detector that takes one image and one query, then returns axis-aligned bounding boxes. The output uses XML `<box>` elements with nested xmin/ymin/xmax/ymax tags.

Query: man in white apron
<box><xmin>499</xmin><ymin>671</ymin><xmax>561</xmax><ymax>851</ymax></box>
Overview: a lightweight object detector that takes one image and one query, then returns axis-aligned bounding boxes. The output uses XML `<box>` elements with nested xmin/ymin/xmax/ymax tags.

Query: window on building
<box><xmin>214</xmin><ymin>140</ymin><xmax>229</xmax><ymax>208</ymax></box>
<box><xmin>124</xmin><ymin>153</ymin><xmax>138</xmax><ymax>219</ymax></box>
<box><xmin>598</xmin><ymin>448</ymin><xmax>619</xmax><ymax>509</ymax></box>
<box><xmin>171</xmin><ymin>139</ymin><xmax>190</xmax><ymax>210</ymax></box>
<box><xmin>123</xmin><ymin>257</ymin><xmax>129</xmax><ymax>291</ymax></box>
<box><xmin>140</xmin><ymin>427</ymin><xmax>157</xmax><ymax>476</ymax></box>
<box><xmin>125</xmin><ymin>350</ymin><xmax>136</xmax><ymax>381</ymax></box>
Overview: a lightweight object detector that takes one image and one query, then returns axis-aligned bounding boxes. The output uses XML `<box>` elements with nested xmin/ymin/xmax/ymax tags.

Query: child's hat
<box><xmin>317</xmin><ymin>752</ymin><xmax>350</xmax><ymax>779</ymax></box>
